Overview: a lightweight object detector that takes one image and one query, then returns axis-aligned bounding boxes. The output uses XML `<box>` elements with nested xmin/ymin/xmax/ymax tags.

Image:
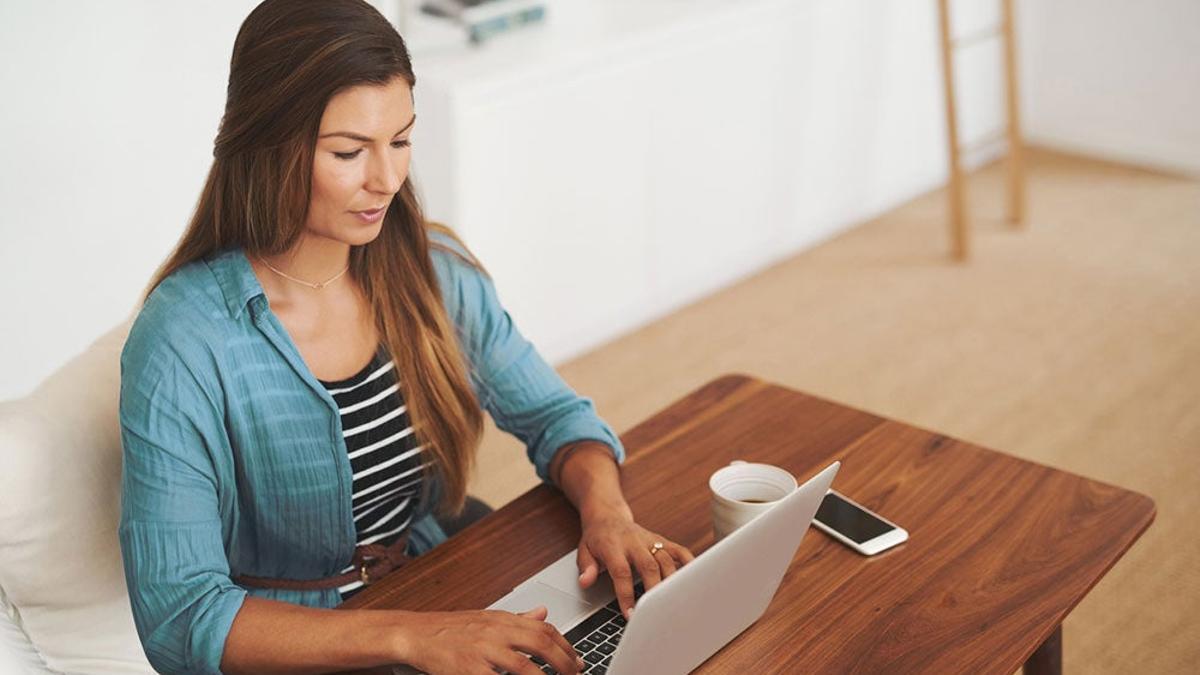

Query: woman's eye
<box><xmin>333</xmin><ymin>140</ymin><xmax>408</xmax><ymax>160</ymax></box>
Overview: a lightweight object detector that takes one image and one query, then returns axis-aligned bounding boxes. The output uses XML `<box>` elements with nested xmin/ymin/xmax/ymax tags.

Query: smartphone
<box><xmin>812</xmin><ymin>490</ymin><xmax>908</xmax><ymax>555</ymax></box>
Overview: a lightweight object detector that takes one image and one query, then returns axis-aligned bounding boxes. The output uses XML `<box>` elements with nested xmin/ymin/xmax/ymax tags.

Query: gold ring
<box><xmin>649</xmin><ymin>541</ymin><xmax>665</xmax><ymax>556</ymax></box>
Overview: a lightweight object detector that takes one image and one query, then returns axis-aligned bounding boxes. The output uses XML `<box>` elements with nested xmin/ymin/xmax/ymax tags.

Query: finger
<box><xmin>631</xmin><ymin>545</ymin><xmax>662</xmax><ymax>593</ymax></box>
<box><xmin>512</xmin><ymin>611</ymin><xmax>579</xmax><ymax>668</ymax></box>
<box><xmin>577</xmin><ymin>545</ymin><xmax>600</xmax><ymax>589</ymax></box>
<box><xmin>669</xmin><ymin>540</ymin><xmax>697</xmax><ymax>565</ymax></box>
<box><xmin>489</xmin><ymin>648</ymin><xmax>544</xmax><ymax>675</ymax></box>
<box><xmin>519</xmin><ymin>606</ymin><xmax>548</xmax><ymax>621</ymax></box>
<box><xmin>601</xmin><ymin>547</ymin><xmax>638</xmax><ymax>620</ymax></box>
<box><xmin>655</xmin><ymin>545</ymin><xmax>679</xmax><ymax>579</ymax></box>
<box><xmin>538</xmin><ymin>617</ymin><xmax>580</xmax><ymax>671</ymax></box>
<box><xmin>510</xmin><ymin>620</ymin><xmax>581</xmax><ymax>675</ymax></box>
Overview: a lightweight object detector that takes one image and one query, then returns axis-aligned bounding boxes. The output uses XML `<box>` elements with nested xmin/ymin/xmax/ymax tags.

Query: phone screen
<box><xmin>815</xmin><ymin>492</ymin><xmax>895</xmax><ymax>543</ymax></box>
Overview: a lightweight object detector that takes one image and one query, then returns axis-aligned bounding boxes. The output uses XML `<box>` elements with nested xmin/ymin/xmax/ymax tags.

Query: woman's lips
<box><xmin>352</xmin><ymin>206</ymin><xmax>385</xmax><ymax>223</ymax></box>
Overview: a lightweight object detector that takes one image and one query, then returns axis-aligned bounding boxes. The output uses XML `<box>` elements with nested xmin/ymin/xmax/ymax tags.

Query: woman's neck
<box><xmin>255</xmin><ymin>234</ymin><xmax>352</xmax><ymax>299</ymax></box>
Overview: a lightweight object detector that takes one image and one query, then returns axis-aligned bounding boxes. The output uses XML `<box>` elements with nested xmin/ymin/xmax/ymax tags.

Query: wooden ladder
<box><xmin>936</xmin><ymin>0</ymin><xmax>1026</xmax><ymax>260</ymax></box>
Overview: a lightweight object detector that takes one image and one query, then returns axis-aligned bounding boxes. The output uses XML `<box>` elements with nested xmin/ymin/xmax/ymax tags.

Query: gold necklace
<box><xmin>258</xmin><ymin>257</ymin><xmax>350</xmax><ymax>290</ymax></box>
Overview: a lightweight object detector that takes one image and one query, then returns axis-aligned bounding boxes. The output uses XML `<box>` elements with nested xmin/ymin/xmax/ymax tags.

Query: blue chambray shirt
<box><xmin>117</xmin><ymin>236</ymin><xmax>624</xmax><ymax>674</ymax></box>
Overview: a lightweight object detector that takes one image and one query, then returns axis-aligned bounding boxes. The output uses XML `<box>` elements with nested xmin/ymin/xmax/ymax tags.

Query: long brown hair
<box><xmin>145</xmin><ymin>0</ymin><xmax>482</xmax><ymax>516</ymax></box>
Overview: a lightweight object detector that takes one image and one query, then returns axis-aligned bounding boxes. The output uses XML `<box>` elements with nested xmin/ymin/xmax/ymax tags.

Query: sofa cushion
<box><xmin>2</xmin><ymin>585</ymin><xmax>57</xmax><ymax>673</ymax></box>
<box><xmin>0</xmin><ymin>318</ymin><xmax>153</xmax><ymax>673</ymax></box>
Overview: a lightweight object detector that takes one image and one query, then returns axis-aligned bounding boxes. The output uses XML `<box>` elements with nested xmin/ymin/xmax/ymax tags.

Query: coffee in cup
<box><xmin>709</xmin><ymin>460</ymin><xmax>798</xmax><ymax>542</ymax></box>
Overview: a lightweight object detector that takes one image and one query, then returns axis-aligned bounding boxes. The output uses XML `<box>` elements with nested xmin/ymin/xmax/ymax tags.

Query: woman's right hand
<box><xmin>395</xmin><ymin>606</ymin><xmax>584</xmax><ymax>675</ymax></box>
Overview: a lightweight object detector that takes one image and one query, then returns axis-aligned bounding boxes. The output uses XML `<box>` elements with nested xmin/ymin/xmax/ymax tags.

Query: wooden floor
<box><xmin>467</xmin><ymin>148</ymin><xmax>1200</xmax><ymax>673</ymax></box>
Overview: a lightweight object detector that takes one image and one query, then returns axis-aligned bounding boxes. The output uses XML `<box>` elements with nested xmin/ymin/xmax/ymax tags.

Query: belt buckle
<box><xmin>360</xmin><ymin>557</ymin><xmax>376</xmax><ymax>586</ymax></box>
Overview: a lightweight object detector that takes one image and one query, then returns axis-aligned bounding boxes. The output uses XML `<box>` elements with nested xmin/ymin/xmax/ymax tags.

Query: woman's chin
<box><xmin>338</xmin><ymin>222</ymin><xmax>385</xmax><ymax>247</ymax></box>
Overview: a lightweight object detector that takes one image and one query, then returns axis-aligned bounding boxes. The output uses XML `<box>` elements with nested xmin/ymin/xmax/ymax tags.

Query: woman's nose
<box><xmin>366</xmin><ymin>150</ymin><xmax>403</xmax><ymax>195</ymax></box>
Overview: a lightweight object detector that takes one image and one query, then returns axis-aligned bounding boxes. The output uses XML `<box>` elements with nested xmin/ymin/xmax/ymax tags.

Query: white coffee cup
<box><xmin>709</xmin><ymin>460</ymin><xmax>798</xmax><ymax>542</ymax></box>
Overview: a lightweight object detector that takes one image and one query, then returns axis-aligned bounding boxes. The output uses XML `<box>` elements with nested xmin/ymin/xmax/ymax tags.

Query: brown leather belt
<box><xmin>233</xmin><ymin>533</ymin><xmax>411</xmax><ymax>591</ymax></box>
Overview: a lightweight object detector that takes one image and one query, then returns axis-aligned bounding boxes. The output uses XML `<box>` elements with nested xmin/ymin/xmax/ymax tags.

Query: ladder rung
<box><xmin>952</xmin><ymin>24</ymin><xmax>1004</xmax><ymax>50</ymax></box>
<box><xmin>960</xmin><ymin>128</ymin><xmax>1009</xmax><ymax>155</ymax></box>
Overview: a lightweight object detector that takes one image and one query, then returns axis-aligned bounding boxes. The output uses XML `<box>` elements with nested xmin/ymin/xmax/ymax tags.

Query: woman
<box><xmin>117</xmin><ymin>1</ymin><xmax>693</xmax><ymax>673</ymax></box>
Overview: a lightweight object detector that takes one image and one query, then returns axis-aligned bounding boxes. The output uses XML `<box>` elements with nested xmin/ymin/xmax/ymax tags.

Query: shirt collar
<box><xmin>206</xmin><ymin>247</ymin><xmax>267</xmax><ymax>320</ymax></box>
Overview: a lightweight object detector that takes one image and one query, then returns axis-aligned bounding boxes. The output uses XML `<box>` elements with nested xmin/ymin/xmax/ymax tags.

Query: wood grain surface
<box><xmin>341</xmin><ymin>375</ymin><xmax>1155</xmax><ymax>674</ymax></box>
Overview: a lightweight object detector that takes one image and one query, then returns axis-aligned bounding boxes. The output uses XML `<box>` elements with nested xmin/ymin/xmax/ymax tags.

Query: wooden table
<box><xmin>341</xmin><ymin>375</ymin><xmax>1155</xmax><ymax>673</ymax></box>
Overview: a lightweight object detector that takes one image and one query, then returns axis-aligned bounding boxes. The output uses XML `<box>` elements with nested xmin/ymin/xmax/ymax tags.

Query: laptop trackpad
<box><xmin>488</xmin><ymin>582</ymin><xmax>602</xmax><ymax>634</ymax></box>
<box><xmin>527</xmin><ymin>549</ymin><xmax>615</xmax><ymax>605</ymax></box>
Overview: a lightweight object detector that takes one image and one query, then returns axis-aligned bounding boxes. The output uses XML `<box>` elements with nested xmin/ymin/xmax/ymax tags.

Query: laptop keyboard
<box><xmin>529</xmin><ymin>582</ymin><xmax>644</xmax><ymax>675</ymax></box>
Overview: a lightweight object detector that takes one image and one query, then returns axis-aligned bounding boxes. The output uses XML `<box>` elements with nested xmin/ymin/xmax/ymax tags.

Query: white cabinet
<box><xmin>406</xmin><ymin>0</ymin><xmax>1004</xmax><ymax>363</ymax></box>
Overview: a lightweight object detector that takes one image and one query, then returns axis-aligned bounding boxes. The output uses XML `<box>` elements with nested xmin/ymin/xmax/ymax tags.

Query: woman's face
<box><xmin>306</xmin><ymin>76</ymin><xmax>415</xmax><ymax>246</ymax></box>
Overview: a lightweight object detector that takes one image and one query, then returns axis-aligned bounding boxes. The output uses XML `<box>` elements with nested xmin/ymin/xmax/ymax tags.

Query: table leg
<box><xmin>1023</xmin><ymin>625</ymin><xmax>1063</xmax><ymax>675</ymax></box>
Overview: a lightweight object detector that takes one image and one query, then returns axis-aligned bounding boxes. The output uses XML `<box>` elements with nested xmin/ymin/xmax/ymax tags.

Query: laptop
<box><xmin>394</xmin><ymin>461</ymin><xmax>839</xmax><ymax>675</ymax></box>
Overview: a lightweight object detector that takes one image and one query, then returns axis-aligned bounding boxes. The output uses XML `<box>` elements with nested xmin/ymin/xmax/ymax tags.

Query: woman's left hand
<box><xmin>576</xmin><ymin>511</ymin><xmax>695</xmax><ymax>620</ymax></box>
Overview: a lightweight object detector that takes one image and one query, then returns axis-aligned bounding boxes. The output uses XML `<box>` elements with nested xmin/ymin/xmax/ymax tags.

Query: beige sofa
<box><xmin>0</xmin><ymin>318</ymin><xmax>154</xmax><ymax>673</ymax></box>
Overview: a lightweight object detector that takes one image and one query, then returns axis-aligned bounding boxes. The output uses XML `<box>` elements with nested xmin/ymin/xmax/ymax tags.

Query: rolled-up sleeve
<box><xmin>433</xmin><ymin>243</ymin><xmax>626</xmax><ymax>482</ymax></box>
<box><xmin>118</xmin><ymin>333</ymin><xmax>245</xmax><ymax>674</ymax></box>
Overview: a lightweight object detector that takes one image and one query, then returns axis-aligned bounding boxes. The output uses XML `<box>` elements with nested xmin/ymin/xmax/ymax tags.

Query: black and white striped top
<box><xmin>318</xmin><ymin>347</ymin><xmax>429</xmax><ymax>599</ymax></box>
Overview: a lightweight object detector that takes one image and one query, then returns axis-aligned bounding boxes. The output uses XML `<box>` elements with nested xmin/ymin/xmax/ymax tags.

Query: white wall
<box><xmin>1017</xmin><ymin>0</ymin><xmax>1200</xmax><ymax>175</ymax></box>
<box><xmin>0</xmin><ymin>1</ymin><xmax>261</xmax><ymax>401</ymax></box>
<box><xmin>0</xmin><ymin>0</ymin><xmax>381</xmax><ymax>402</ymax></box>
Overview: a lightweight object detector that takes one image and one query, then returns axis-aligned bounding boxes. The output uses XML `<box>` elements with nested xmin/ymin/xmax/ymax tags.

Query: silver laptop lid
<box><xmin>606</xmin><ymin>461</ymin><xmax>840</xmax><ymax>675</ymax></box>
